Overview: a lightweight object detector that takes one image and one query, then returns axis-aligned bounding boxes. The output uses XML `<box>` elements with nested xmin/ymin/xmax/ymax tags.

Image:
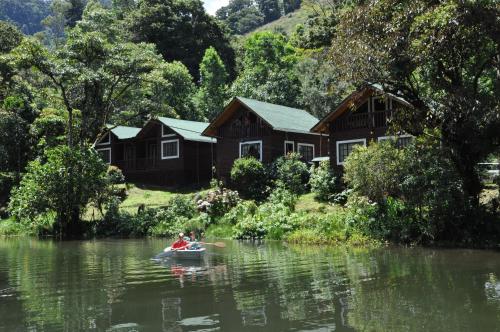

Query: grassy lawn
<box><xmin>296</xmin><ymin>193</ymin><xmax>337</xmax><ymax>214</ymax></box>
<box><xmin>119</xmin><ymin>183</ymin><xmax>209</xmax><ymax>215</ymax></box>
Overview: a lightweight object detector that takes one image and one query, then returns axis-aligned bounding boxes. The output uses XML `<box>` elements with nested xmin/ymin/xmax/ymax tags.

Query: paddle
<box><xmin>201</xmin><ymin>242</ymin><xmax>226</xmax><ymax>248</ymax></box>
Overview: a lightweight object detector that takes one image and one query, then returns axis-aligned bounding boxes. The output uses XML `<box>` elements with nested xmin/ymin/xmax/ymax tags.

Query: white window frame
<box><xmin>161</xmin><ymin>125</ymin><xmax>176</xmax><ymax>138</ymax></box>
<box><xmin>96</xmin><ymin>132</ymin><xmax>111</xmax><ymax>146</ymax></box>
<box><xmin>336</xmin><ymin>138</ymin><xmax>367</xmax><ymax>165</ymax></box>
<box><xmin>161</xmin><ymin>139</ymin><xmax>180</xmax><ymax>160</ymax></box>
<box><xmin>96</xmin><ymin>147</ymin><xmax>111</xmax><ymax>164</ymax></box>
<box><xmin>297</xmin><ymin>143</ymin><xmax>315</xmax><ymax>161</ymax></box>
<box><xmin>284</xmin><ymin>140</ymin><xmax>294</xmax><ymax>155</ymax></box>
<box><xmin>239</xmin><ymin>140</ymin><xmax>263</xmax><ymax>161</ymax></box>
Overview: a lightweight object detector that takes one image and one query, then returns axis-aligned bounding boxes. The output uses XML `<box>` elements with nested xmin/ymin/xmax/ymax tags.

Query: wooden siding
<box><xmin>107</xmin><ymin>121</ymin><xmax>214</xmax><ymax>187</ymax></box>
<box><xmin>215</xmin><ymin>106</ymin><xmax>328</xmax><ymax>180</ymax></box>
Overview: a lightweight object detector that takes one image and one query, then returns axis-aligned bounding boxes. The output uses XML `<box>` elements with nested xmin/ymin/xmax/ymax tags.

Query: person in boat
<box><xmin>187</xmin><ymin>231</ymin><xmax>202</xmax><ymax>250</ymax></box>
<box><xmin>171</xmin><ymin>233</ymin><xmax>189</xmax><ymax>251</ymax></box>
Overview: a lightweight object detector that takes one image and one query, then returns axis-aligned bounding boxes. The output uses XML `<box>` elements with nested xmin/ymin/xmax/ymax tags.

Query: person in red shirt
<box><xmin>171</xmin><ymin>233</ymin><xmax>189</xmax><ymax>251</ymax></box>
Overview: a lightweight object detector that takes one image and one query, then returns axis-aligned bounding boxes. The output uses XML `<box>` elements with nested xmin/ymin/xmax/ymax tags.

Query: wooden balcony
<box><xmin>218</xmin><ymin>123</ymin><xmax>267</xmax><ymax>138</ymax></box>
<box><xmin>332</xmin><ymin>110</ymin><xmax>393</xmax><ymax>132</ymax></box>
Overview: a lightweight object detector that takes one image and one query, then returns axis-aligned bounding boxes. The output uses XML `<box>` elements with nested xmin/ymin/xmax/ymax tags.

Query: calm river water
<box><xmin>1</xmin><ymin>238</ymin><xmax>500</xmax><ymax>331</ymax></box>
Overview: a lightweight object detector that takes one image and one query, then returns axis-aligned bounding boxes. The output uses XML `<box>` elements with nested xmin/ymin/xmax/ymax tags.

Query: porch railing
<box><xmin>332</xmin><ymin>110</ymin><xmax>393</xmax><ymax>132</ymax></box>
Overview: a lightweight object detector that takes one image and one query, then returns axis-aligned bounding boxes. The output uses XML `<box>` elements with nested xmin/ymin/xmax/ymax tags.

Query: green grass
<box><xmin>249</xmin><ymin>6</ymin><xmax>312</xmax><ymax>36</ymax></box>
<box><xmin>296</xmin><ymin>193</ymin><xmax>337</xmax><ymax>214</ymax></box>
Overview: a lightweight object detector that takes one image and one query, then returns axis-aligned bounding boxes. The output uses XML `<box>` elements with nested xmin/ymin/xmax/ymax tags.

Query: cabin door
<box><xmin>125</xmin><ymin>144</ymin><xmax>135</xmax><ymax>169</ymax></box>
<box><xmin>147</xmin><ymin>141</ymin><xmax>157</xmax><ymax>169</ymax></box>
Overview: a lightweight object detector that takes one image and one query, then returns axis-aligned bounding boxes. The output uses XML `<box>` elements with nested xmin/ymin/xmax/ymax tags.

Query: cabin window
<box><xmin>96</xmin><ymin>133</ymin><xmax>110</xmax><ymax>146</ymax></box>
<box><xmin>161</xmin><ymin>139</ymin><xmax>179</xmax><ymax>159</ymax></box>
<box><xmin>240</xmin><ymin>141</ymin><xmax>262</xmax><ymax>161</ymax></box>
<box><xmin>336</xmin><ymin>139</ymin><xmax>366</xmax><ymax>165</ymax></box>
<box><xmin>284</xmin><ymin>141</ymin><xmax>294</xmax><ymax>155</ymax></box>
<box><xmin>372</xmin><ymin>96</ymin><xmax>388</xmax><ymax>112</ymax></box>
<box><xmin>378</xmin><ymin>135</ymin><xmax>413</xmax><ymax>148</ymax></box>
<box><xmin>96</xmin><ymin>148</ymin><xmax>111</xmax><ymax>164</ymax></box>
<box><xmin>297</xmin><ymin>143</ymin><xmax>315</xmax><ymax>162</ymax></box>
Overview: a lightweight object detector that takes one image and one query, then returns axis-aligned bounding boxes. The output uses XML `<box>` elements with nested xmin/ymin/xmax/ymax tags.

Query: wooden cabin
<box><xmin>96</xmin><ymin>118</ymin><xmax>216</xmax><ymax>187</ymax></box>
<box><xmin>311</xmin><ymin>84</ymin><xmax>413</xmax><ymax>171</ymax></box>
<box><xmin>202</xmin><ymin>97</ymin><xmax>328</xmax><ymax>181</ymax></box>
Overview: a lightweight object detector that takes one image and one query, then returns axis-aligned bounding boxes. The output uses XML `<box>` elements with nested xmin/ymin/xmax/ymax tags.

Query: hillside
<box><xmin>248</xmin><ymin>4</ymin><xmax>312</xmax><ymax>36</ymax></box>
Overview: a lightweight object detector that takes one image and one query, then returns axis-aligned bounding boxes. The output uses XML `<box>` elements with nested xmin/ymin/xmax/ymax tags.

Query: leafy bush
<box><xmin>272</xmin><ymin>153</ymin><xmax>309</xmax><ymax>194</ymax></box>
<box><xmin>196</xmin><ymin>187</ymin><xmax>240</xmax><ymax>217</ymax></box>
<box><xmin>220</xmin><ymin>201</ymin><xmax>258</xmax><ymax>225</ymax></box>
<box><xmin>343</xmin><ymin>141</ymin><xmax>405</xmax><ymax>203</ymax></box>
<box><xmin>230</xmin><ymin>157</ymin><xmax>268</xmax><ymax>200</ymax></box>
<box><xmin>9</xmin><ymin>146</ymin><xmax>108</xmax><ymax>237</ymax></box>
<box><xmin>166</xmin><ymin>195</ymin><xmax>197</xmax><ymax>219</ymax></box>
<box><xmin>309</xmin><ymin>160</ymin><xmax>337</xmax><ymax>201</ymax></box>
<box><xmin>267</xmin><ymin>187</ymin><xmax>298</xmax><ymax>210</ymax></box>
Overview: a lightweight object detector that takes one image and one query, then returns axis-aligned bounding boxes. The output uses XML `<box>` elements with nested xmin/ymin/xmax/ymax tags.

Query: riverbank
<box><xmin>1</xmin><ymin>182</ymin><xmax>499</xmax><ymax>249</ymax></box>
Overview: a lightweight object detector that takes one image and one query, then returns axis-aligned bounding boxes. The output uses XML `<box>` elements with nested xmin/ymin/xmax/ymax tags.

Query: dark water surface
<box><xmin>1</xmin><ymin>238</ymin><xmax>500</xmax><ymax>331</ymax></box>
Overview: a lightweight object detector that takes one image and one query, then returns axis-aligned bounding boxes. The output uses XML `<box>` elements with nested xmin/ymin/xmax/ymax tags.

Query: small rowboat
<box><xmin>161</xmin><ymin>247</ymin><xmax>206</xmax><ymax>260</ymax></box>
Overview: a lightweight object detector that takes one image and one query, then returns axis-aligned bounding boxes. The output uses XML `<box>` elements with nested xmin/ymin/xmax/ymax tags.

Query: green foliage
<box><xmin>231</xmin><ymin>32</ymin><xmax>301</xmax><ymax>107</ymax></box>
<box><xmin>219</xmin><ymin>201</ymin><xmax>258</xmax><ymax>225</ymax></box>
<box><xmin>9</xmin><ymin>146</ymin><xmax>108</xmax><ymax>236</ymax></box>
<box><xmin>194</xmin><ymin>47</ymin><xmax>229</xmax><ymax>121</ymax></box>
<box><xmin>309</xmin><ymin>160</ymin><xmax>337</xmax><ymax>201</ymax></box>
<box><xmin>230</xmin><ymin>157</ymin><xmax>268</xmax><ymax>200</ymax></box>
<box><xmin>331</xmin><ymin>0</ymin><xmax>500</xmax><ymax>204</ymax></box>
<box><xmin>216</xmin><ymin>0</ymin><xmax>264</xmax><ymax>35</ymax></box>
<box><xmin>30</xmin><ymin>108</ymin><xmax>67</xmax><ymax>152</ymax></box>
<box><xmin>13</xmin><ymin>2</ymin><xmax>164</xmax><ymax>146</ymax></box>
<box><xmin>0</xmin><ymin>0</ymin><xmax>51</xmax><ymax>34</ymax></box>
<box><xmin>272</xmin><ymin>152</ymin><xmax>309</xmax><ymax>194</ymax></box>
<box><xmin>127</xmin><ymin>0</ymin><xmax>235</xmax><ymax>80</ymax></box>
<box><xmin>196</xmin><ymin>187</ymin><xmax>241</xmax><ymax>218</ymax></box>
<box><xmin>0</xmin><ymin>21</ymin><xmax>23</xmax><ymax>53</ymax></box>
<box><xmin>0</xmin><ymin>217</ymin><xmax>31</xmax><ymax>236</ymax></box>
<box><xmin>267</xmin><ymin>187</ymin><xmax>297</xmax><ymax>210</ymax></box>
<box><xmin>343</xmin><ymin>141</ymin><xmax>406</xmax><ymax>203</ymax></box>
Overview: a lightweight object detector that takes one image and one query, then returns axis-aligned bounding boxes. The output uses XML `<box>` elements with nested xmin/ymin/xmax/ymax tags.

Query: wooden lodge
<box><xmin>311</xmin><ymin>84</ymin><xmax>413</xmax><ymax>170</ymax></box>
<box><xmin>95</xmin><ymin>118</ymin><xmax>216</xmax><ymax>187</ymax></box>
<box><xmin>202</xmin><ymin>97</ymin><xmax>328</xmax><ymax>180</ymax></box>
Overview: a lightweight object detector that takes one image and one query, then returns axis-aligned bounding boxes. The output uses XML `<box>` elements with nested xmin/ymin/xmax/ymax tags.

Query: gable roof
<box><xmin>158</xmin><ymin>117</ymin><xmax>216</xmax><ymax>143</ymax></box>
<box><xmin>109</xmin><ymin>125</ymin><xmax>141</xmax><ymax>140</ymax></box>
<box><xmin>311</xmin><ymin>84</ymin><xmax>413</xmax><ymax>133</ymax></box>
<box><xmin>202</xmin><ymin>97</ymin><xmax>320</xmax><ymax>137</ymax></box>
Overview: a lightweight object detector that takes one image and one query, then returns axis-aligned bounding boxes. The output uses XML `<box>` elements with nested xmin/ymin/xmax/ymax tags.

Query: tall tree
<box><xmin>216</xmin><ymin>0</ymin><xmax>264</xmax><ymax>35</ymax></box>
<box><xmin>330</xmin><ymin>0</ymin><xmax>500</xmax><ymax>205</ymax></box>
<box><xmin>256</xmin><ymin>0</ymin><xmax>281</xmax><ymax>23</ymax></box>
<box><xmin>231</xmin><ymin>32</ymin><xmax>301</xmax><ymax>107</ymax></box>
<box><xmin>194</xmin><ymin>47</ymin><xmax>229</xmax><ymax>121</ymax></box>
<box><xmin>13</xmin><ymin>1</ymin><xmax>163</xmax><ymax>147</ymax></box>
<box><xmin>127</xmin><ymin>0</ymin><xmax>235</xmax><ymax>80</ymax></box>
<box><xmin>0</xmin><ymin>0</ymin><xmax>51</xmax><ymax>34</ymax></box>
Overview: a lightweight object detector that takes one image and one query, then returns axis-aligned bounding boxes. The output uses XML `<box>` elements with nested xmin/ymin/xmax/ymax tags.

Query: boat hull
<box><xmin>170</xmin><ymin>248</ymin><xmax>206</xmax><ymax>260</ymax></box>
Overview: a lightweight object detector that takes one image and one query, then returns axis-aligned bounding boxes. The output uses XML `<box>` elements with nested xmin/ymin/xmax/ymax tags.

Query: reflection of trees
<box><xmin>2</xmin><ymin>239</ymin><xmax>500</xmax><ymax>331</ymax></box>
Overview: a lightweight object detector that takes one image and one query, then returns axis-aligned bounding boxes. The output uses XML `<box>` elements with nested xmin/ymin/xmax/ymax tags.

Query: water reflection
<box><xmin>1</xmin><ymin>239</ymin><xmax>500</xmax><ymax>331</ymax></box>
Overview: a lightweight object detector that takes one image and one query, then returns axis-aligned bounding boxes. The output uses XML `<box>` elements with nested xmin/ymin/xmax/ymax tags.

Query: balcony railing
<box><xmin>332</xmin><ymin>110</ymin><xmax>393</xmax><ymax>132</ymax></box>
<box><xmin>218</xmin><ymin>123</ymin><xmax>267</xmax><ymax>138</ymax></box>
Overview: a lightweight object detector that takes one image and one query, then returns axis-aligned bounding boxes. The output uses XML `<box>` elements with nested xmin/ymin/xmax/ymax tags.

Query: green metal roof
<box><xmin>158</xmin><ymin>117</ymin><xmax>216</xmax><ymax>143</ymax></box>
<box><xmin>236</xmin><ymin>97</ymin><xmax>319</xmax><ymax>134</ymax></box>
<box><xmin>106</xmin><ymin>125</ymin><xmax>141</xmax><ymax>140</ymax></box>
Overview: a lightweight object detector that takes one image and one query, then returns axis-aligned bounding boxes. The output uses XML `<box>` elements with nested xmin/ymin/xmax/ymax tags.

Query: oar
<box><xmin>201</xmin><ymin>242</ymin><xmax>226</xmax><ymax>248</ymax></box>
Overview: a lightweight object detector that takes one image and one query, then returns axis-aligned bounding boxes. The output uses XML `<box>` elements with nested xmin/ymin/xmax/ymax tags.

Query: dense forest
<box><xmin>0</xmin><ymin>0</ymin><xmax>499</xmax><ymax>242</ymax></box>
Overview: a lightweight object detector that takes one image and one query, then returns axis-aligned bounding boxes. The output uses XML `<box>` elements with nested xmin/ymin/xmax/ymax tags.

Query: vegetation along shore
<box><xmin>0</xmin><ymin>0</ymin><xmax>499</xmax><ymax>249</ymax></box>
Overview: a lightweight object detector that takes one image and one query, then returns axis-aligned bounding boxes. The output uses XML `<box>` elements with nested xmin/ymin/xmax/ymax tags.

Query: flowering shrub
<box><xmin>197</xmin><ymin>187</ymin><xmax>240</xmax><ymax>217</ymax></box>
